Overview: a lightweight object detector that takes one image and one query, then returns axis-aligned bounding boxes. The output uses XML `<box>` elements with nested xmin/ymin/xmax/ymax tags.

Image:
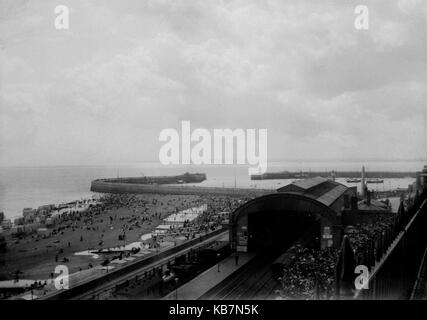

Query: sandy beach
<box><xmin>0</xmin><ymin>193</ymin><xmax>248</xmax><ymax>284</ymax></box>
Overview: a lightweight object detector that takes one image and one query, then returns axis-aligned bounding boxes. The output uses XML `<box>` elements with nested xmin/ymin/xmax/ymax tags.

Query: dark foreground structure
<box><xmin>228</xmin><ymin>170</ymin><xmax>427</xmax><ymax>300</ymax></box>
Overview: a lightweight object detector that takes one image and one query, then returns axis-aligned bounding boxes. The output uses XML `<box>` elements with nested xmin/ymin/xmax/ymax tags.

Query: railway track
<box><xmin>200</xmin><ymin>223</ymin><xmax>318</xmax><ymax>300</ymax></box>
<box><xmin>41</xmin><ymin>229</ymin><xmax>228</xmax><ymax>300</ymax></box>
<box><xmin>200</xmin><ymin>252</ymin><xmax>281</xmax><ymax>300</ymax></box>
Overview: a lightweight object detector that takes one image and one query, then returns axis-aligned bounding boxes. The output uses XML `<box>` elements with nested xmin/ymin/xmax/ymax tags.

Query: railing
<box><xmin>336</xmin><ymin>189</ymin><xmax>427</xmax><ymax>299</ymax></box>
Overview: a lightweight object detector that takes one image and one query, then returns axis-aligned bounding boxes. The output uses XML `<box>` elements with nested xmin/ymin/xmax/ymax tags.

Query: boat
<box><xmin>346</xmin><ymin>178</ymin><xmax>361</xmax><ymax>183</ymax></box>
<box><xmin>367</xmin><ymin>178</ymin><xmax>384</xmax><ymax>184</ymax></box>
<box><xmin>251</xmin><ymin>171</ymin><xmax>295</xmax><ymax>180</ymax></box>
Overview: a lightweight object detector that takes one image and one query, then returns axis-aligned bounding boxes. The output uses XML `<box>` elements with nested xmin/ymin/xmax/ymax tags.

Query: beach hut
<box><xmin>37</xmin><ymin>204</ymin><xmax>55</xmax><ymax>215</ymax></box>
<box><xmin>45</xmin><ymin>218</ymin><xmax>53</xmax><ymax>226</ymax></box>
<box><xmin>22</xmin><ymin>208</ymin><xmax>33</xmax><ymax>217</ymax></box>
<box><xmin>1</xmin><ymin>219</ymin><xmax>12</xmax><ymax>229</ymax></box>
<box><xmin>37</xmin><ymin>228</ymin><xmax>51</xmax><ymax>238</ymax></box>
<box><xmin>11</xmin><ymin>225</ymin><xmax>24</xmax><ymax>235</ymax></box>
<box><xmin>24</xmin><ymin>214</ymin><xmax>34</xmax><ymax>224</ymax></box>
<box><xmin>24</xmin><ymin>223</ymin><xmax>40</xmax><ymax>233</ymax></box>
<box><xmin>14</xmin><ymin>217</ymin><xmax>24</xmax><ymax>225</ymax></box>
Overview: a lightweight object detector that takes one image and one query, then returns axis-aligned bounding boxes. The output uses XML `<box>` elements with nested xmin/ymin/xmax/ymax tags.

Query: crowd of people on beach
<box><xmin>149</xmin><ymin>195</ymin><xmax>254</xmax><ymax>244</ymax></box>
<box><xmin>1</xmin><ymin>191</ymin><xmax>256</xmax><ymax>300</ymax></box>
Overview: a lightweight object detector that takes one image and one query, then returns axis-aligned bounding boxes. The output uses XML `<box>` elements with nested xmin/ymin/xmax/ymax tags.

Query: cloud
<box><xmin>0</xmin><ymin>0</ymin><xmax>426</xmax><ymax>166</ymax></box>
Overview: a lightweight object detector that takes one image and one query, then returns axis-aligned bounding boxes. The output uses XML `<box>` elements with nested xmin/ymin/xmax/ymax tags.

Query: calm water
<box><xmin>0</xmin><ymin>160</ymin><xmax>423</xmax><ymax>220</ymax></box>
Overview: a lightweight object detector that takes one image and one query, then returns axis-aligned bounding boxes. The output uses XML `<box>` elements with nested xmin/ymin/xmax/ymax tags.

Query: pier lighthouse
<box><xmin>361</xmin><ymin>166</ymin><xmax>366</xmax><ymax>197</ymax></box>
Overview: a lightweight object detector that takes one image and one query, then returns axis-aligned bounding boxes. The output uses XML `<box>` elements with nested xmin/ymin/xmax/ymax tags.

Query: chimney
<box><xmin>344</xmin><ymin>194</ymin><xmax>350</xmax><ymax>208</ymax></box>
<box><xmin>367</xmin><ymin>190</ymin><xmax>371</xmax><ymax>206</ymax></box>
<box><xmin>350</xmin><ymin>196</ymin><xmax>358</xmax><ymax>210</ymax></box>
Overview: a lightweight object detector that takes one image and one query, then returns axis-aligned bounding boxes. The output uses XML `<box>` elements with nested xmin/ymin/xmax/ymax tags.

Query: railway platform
<box><xmin>162</xmin><ymin>253</ymin><xmax>255</xmax><ymax>300</ymax></box>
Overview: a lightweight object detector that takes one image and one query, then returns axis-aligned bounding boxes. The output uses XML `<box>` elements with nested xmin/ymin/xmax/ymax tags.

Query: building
<box><xmin>415</xmin><ymin>166</ymin><xmax>427</xmax><ymax>192</ymax></box>
<box><xmin>230</xmin><ymin>177</ymin><xmax>357</xmax><ymax>252</ymax></box>
<box><xmin>341</xmin><ymin>190</ymin><xmax>392</xmax><ymax>226</ymax></box>
<box><xmin>23</xmin><ymin>208</ymin><xmax>36</xmax><ymax>217</ymax></box>
<box><xmin>37</xmin><ymin>204</ymin><xmax>55</xmax><ymax>215</ymax></box>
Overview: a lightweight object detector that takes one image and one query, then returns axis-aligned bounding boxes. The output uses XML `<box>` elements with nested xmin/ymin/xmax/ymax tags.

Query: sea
<box><xmin>0</xmin><ymin>160</ymin><xmax>424</xmax><ymax>220</ymax></box>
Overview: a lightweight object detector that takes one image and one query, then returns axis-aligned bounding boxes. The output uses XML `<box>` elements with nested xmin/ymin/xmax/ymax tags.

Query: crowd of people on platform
<box><xmin>278</xmin><ymin>245</ymin><xmax>338</xmax><ymax>300</ymax></box>
<box><xmin>346</xmin><ymin>214</ymin><xmax>396</xmax><ymax>263</ymax></box>
<box><xmin>277</xmin><ymin>211</ymin><xmax>402</xmax><ymax>300</ymax></box>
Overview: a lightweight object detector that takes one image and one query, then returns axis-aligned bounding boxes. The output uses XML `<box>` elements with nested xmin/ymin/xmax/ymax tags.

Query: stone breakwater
<box><xmin>90</xmin><ymin>179</ymin><xmax>273</xmax><ymax>197</ymax></box>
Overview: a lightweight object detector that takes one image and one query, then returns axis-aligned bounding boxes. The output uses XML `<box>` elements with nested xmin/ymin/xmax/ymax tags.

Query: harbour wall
<box><xmin>90</xmin><ymin>179</ymin><xmax>273</xmax><ymax>197</ymax></box>
<box><xmin>252</xmin><ymin>171</ymin><xmax>416</xmax><ymax>180</ymax></box>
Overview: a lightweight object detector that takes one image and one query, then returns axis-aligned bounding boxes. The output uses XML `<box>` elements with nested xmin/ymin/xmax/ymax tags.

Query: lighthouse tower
<box><xmin>361</xmin><ymin>165</ymin><xmax>366</xmax><ymax>197</ymax></box>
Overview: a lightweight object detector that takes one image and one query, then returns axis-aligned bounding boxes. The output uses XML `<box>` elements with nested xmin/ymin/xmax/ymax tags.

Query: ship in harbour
<box><xmin>366</xmin><ymin>178</ymin><xmax>384</xmax><ymax>184</ymax></box>
<box><xmin>345</xmin><ymin>178</ymin><xmax>384</xmax><ymax>183</ymax></box>
<box><xmin>251</xmin><ymin>171</ymin><xmax>309</xmax><ymax>180</ymax></box>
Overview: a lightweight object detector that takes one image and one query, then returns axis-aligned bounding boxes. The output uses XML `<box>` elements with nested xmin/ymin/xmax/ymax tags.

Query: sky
<box><xmin>1</xmin><ymin>0</ymin><xmax>426</xmax><ymax>167</ymax></box>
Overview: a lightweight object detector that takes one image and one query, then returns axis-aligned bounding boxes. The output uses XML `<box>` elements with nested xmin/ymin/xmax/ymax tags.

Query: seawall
<box><xmin>90</xmin><ymin>179</ymin><xmax>273</xmax><ymax>197</ymax></box>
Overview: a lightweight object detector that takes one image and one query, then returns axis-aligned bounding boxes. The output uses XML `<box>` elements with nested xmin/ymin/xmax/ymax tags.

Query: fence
<box><xmin>335</xmin><ymin>189</ymin><xmax>427</xmax><ymax>299</ymax></box>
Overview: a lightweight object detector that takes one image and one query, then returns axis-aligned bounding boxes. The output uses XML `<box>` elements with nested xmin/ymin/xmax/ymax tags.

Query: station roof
<box><xmin>277</xmin><ymin>177</ymin><xmax>349</xmax><ymax>208</ymax></box>
<box><xmin>297</xmin><ymin>176</ymin><xmax>329</xmax><ymax>189</ymax></box>
<box><xmin>316</xmin><ymin>184</ymin><xmax>348</xmax><ymax>207</ymax></box>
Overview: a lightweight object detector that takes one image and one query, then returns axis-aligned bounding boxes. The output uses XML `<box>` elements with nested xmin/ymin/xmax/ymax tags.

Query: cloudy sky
<box><xmin>1</xmin><ymin>0</ymin><xmax>426</xmax><ymax>167</ymax></box>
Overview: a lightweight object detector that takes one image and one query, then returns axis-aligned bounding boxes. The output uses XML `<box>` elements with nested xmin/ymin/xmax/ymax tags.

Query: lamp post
<box><xmin>217</xmin><ymin>253</ymin><xmax>221</xmax><ymax>272</ymax></box>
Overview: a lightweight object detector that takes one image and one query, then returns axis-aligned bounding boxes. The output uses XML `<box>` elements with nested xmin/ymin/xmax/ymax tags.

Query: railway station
<box><xmin>230</xmin><ymin>177</ymin><xmax>357</xmax><ymax>252</ymax></box>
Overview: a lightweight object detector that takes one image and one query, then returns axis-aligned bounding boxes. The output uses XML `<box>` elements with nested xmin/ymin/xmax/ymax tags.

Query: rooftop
<box><xmin>289</xmin><ymin>176</ymin><xmax>329</xmax><ymax>190</ymax></box>
<box><xmin>277</xmin><ymin>177</ymin><xmax>350</xmax><ymax>208</ymax></box>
